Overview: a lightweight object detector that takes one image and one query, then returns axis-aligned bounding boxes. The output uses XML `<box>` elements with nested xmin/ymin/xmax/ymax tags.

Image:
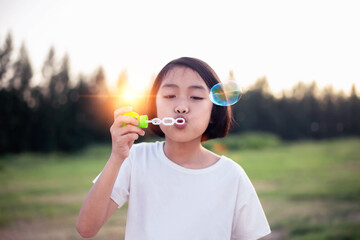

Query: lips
<box><xmin>175</xmin><ymin>115</ymin><xmax>187</xmax><ymax>123</ymax></box>
<box><xmin>174</xmin><ymin>115</ymin><xmax>187</xmax><ymax>129</ymax></box>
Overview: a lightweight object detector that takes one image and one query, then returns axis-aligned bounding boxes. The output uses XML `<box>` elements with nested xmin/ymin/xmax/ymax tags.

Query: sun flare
<box><xmin>123</xmin><ymin>91</ymin><xmax>135</xmax><ymax>103</ymax></box>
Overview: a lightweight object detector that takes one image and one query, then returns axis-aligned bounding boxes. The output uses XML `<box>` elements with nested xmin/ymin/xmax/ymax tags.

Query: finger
<box><xmin>111</xmin><ymin>124</ymin><xmax>145</xmax><ymax>137</ymax></box>
<box><xmin>114</xmin><ymin>106</ymin><xmax>133</xmax><ymax>120</ymax></box>
<box><xmin>119</xmin><ymin>125</ymin><xmax>145</xmax><ymax>136</ymax></box>
<box><xmin>115</xmin><ymin>133</ymin><xmax>139</xmax><ymax>145</ymax></box>
<box><xmin>113</xmin><ymin>115</ymin><xmax>140</xmax><ymax>128</ymax></box>
<box><xmin>126</xmin><ymin>133</ymin><xmax>139</xmax><ymax>142</ymax></box>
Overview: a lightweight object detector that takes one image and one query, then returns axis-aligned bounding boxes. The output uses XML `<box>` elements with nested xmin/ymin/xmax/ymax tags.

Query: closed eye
<box><xmin>191</xmin><ymin>96</ymin><xmax>204</xmax><ymax>100</ymax></box>
<box><xmin>162</xmin><ymin>95</ymin><xmax>176</xmax><ymax>99</ymax></box>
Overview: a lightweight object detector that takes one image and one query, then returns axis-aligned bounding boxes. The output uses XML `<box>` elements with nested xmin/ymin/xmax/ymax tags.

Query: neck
<box><xmin>163</xmin><ymin>137</ymin><xmax>215</xmax><ymax>169</ymax></box>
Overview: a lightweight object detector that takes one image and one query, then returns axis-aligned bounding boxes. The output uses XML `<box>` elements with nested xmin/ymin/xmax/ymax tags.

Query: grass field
<box><xmin>0</xmin><ymin>134</ymin><xmax>359</xmax><ymax>240</ymax></box>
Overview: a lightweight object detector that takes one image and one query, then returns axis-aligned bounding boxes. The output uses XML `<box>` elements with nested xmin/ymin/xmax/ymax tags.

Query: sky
<box><xmin>1</xmin><ymin>0</ymin><xmax>359</xmax><ymax>95</ymax></box>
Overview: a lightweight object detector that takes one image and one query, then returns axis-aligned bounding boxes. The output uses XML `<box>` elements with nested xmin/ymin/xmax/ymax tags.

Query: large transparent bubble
<box><xmin>209</xmin><ymin>80</ymin><xmax>242</xmax><ymax>106</ymax></box>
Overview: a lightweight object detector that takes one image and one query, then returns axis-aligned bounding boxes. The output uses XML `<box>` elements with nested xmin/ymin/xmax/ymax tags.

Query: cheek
<box><xmin>204</xmin><ymin>101</ymin><xmax>213</xmax><ymax>116</ymax></box>
<box><xmin>155</xmin><ymin>97</ymin><xmax>167</xmax><ymax>117</ymax></box>
<box><xmin>155</xmin><ymin>97</ymin><xmax>159</xmax><ymax>113</ymax></box>
<box><xmin>205</xmin><ymin>104</ymin><xmax>214</xmax><ymax>124</ymax></box>
<box><xmin>197</xmin><ymin>103</ymin><xmax>213</xmax><ymax>127</ymax></box>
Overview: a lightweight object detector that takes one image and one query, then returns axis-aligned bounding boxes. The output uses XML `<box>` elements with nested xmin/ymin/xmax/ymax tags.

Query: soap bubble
<box><xmin>209</xmin><ymin>80</ymin><xmax>242</xmax><ymax>106</ymax></box>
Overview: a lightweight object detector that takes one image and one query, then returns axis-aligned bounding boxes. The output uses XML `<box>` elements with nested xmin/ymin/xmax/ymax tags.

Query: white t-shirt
<box><xmin>93</xmin><ymin>141</ymin><xmax>271</xmax><ymax>240</ymax></box>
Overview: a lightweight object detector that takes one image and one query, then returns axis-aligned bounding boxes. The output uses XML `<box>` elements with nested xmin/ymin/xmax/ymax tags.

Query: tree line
<box><xmin>231</xmin><ymin>78</ymin><xmax>360</xmax><ymax>140</ymax></box>
<box><xmin>1</xmin><ymin>33</ymin><xmax>359</xmax><ymax>154</ymax></box>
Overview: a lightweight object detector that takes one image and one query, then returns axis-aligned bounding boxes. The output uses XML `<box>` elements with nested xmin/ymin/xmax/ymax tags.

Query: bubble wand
<box><xmin>123</xmin><ymin>112</ymin><xmax>185</xmax><ymax>128</ymax></box>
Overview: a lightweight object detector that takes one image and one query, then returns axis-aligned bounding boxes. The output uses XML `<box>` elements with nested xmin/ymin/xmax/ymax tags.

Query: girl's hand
<box><xmin>110</xmin><ymin>107</ymin><xmax>145</xmax><ymax>161</ymax></box>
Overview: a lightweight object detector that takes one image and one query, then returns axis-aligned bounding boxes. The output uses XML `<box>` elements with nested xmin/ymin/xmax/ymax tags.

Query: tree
<box><xmin>349</xmin><ymin>84</ymin><xmax>360</xmax><ymax>134</ymax></box>
<box><xmin>86</xmin><ymin>67</ymin><xmax>112</xmax><ymax>141</ymax></box>
<box><xmin>41</xmin><ymin>47</ymin><xmax>56</xmax><ymax>97</ymax></box>
<box><xmin>320</xmin><ymin>86</ymin><xmax>337</xmax><ymax>137</ymax></box>
<box><xmin>117</xmin><ymin>69</ymin><xmax>128</xmax><ymax>93</ymax></box>
<box><xmin>0</xmin><ymin>33</ymin><xmax>13</xmax><ymax>87</ymax></box>
<box><xmin>0</xmin><ymin>43</ymin><xmax>33</xmax><ymax>153</ymax></box>
<box><xmin>8</xmin><ymin>43</ymin><xmax>33</xmax><ymax>94</ymax></box>
<box><xmin>48</xmin><ymin>54</ymin><xmax>70</xmax><ymax>107</ymax></box>
<box><xmin>249</xmin><ymin>76</ymin><xmax>271</xmax><ymax>94</ymax></box>
<box><xmin>92</xmin><ymin>66</ymin><xmax>108</xmax><ymax>94</ymax></box>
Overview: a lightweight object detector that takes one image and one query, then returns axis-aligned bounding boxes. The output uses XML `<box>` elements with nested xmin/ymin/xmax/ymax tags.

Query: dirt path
<box><xmin>0</xmin><ymin>214</ymin><xmax>126</xmax><ymax>240</ymax></box>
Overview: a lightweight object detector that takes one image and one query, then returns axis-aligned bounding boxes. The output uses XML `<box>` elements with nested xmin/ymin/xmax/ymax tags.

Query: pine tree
<box><xmin>350</xmin><ymin>84</ymin><xmax>360</xmax><ymax>134</ymax></box>
<box><xmin>41</xmin><ymin>47</ymin><xmax>56</xmax><ymax>97</ymax></box>
<box><xmin>8</xmin><ymin>43</ymin><xmax>33</xmax><ymax>93</ymax></box>
<box><xmin>48</xmin><ymin>54</ymin><xmax>70</xmax><ymax>107</ymax></box>
<box><xmin>0</xmin><ymin>33</ymin><xmax>13</xmax><ymax>86</ymax></box>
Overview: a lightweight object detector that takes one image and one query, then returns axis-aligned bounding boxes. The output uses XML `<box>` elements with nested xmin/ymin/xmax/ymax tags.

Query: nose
<box><xmin>175</xmin><ymin>106</ymin><xmax>189</xmax><ymax>114</ymax></box>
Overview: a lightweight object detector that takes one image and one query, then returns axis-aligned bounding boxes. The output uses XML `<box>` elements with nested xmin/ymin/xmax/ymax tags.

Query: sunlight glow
<box><xmin>1</xmin><ymin>0</ymin><xmax>359</xmax><ymax>95</ymax></box>
<box><xmin>123</xmin><ymin>92</ymin><xmax>135</xmax><ymax>103</ymax></box>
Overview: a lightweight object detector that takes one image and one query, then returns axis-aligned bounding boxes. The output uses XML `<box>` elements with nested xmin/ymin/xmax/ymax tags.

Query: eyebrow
<box><xmin>161</xmin><ymin>83</ymin><xmax>207</xmax><ymax>90</ymax></box>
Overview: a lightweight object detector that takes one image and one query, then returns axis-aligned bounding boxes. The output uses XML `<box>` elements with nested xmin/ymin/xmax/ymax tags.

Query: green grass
<box><xmin>0</xmin><ymin>135</ymin><xmax>359</xmax><ymax>239</ymax></box>
<box><xmin>0</xmin><ymin>145</ymin><xmax>110</xmax><ymax>227</ymax></box>
<box><xmin>226</xmin><ymin>137</ymin><xmax>360</xmax><ymax>240</ymax></box>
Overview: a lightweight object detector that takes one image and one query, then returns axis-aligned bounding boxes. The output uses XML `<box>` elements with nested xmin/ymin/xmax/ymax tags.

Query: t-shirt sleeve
<box><xmin>92</xmin><ymin>154</ymin><xmax>132</xmax><ymax>209</ymax></box>
<box><xmin>231</xmin><ymin>168</ymin><xmax>271</xmax><ymax>240</ymax></box>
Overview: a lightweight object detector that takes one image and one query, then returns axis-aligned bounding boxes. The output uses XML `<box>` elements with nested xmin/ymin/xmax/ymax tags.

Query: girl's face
<box><xmin>156</xmin><ymin>66</ymin><xmax>213</xmax><ymax>143</ymax></box>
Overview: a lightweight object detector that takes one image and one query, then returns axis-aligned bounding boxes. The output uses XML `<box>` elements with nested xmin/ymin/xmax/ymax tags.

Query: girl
<box><xmin>76</xmin><ymin>57</ymin><xmax>271</xmax><ymax>240</ymax></box>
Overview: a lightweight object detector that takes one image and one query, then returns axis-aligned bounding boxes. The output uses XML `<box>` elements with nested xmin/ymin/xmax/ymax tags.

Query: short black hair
<box><xmin>146</xmin><ymin>57</ymin><xmax>232</xmax><ymax>141</ymax></box>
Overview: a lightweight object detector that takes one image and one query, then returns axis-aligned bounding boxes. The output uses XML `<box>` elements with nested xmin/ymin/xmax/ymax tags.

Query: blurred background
<box><xmin>0</xmin><ymin>0</ymin><xmax>359</xmax><ymax>239</ymax></box>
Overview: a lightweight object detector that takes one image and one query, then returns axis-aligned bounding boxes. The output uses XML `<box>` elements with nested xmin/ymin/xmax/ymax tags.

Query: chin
<box><xmin>165</xmin><ymin>133</ymin><xmax>202</xmax><ymax>143</ymax></box>
<box><xmin>161</xmin><ymin>126</ymin><xmax>206</xmax><ymax>143</ymax></box>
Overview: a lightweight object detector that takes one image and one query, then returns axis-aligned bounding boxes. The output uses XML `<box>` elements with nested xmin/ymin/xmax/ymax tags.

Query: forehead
<box><xmin>160</xmin><ymin>66</ymin><xmax>208</xmax><ymax>89</ymax></box>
